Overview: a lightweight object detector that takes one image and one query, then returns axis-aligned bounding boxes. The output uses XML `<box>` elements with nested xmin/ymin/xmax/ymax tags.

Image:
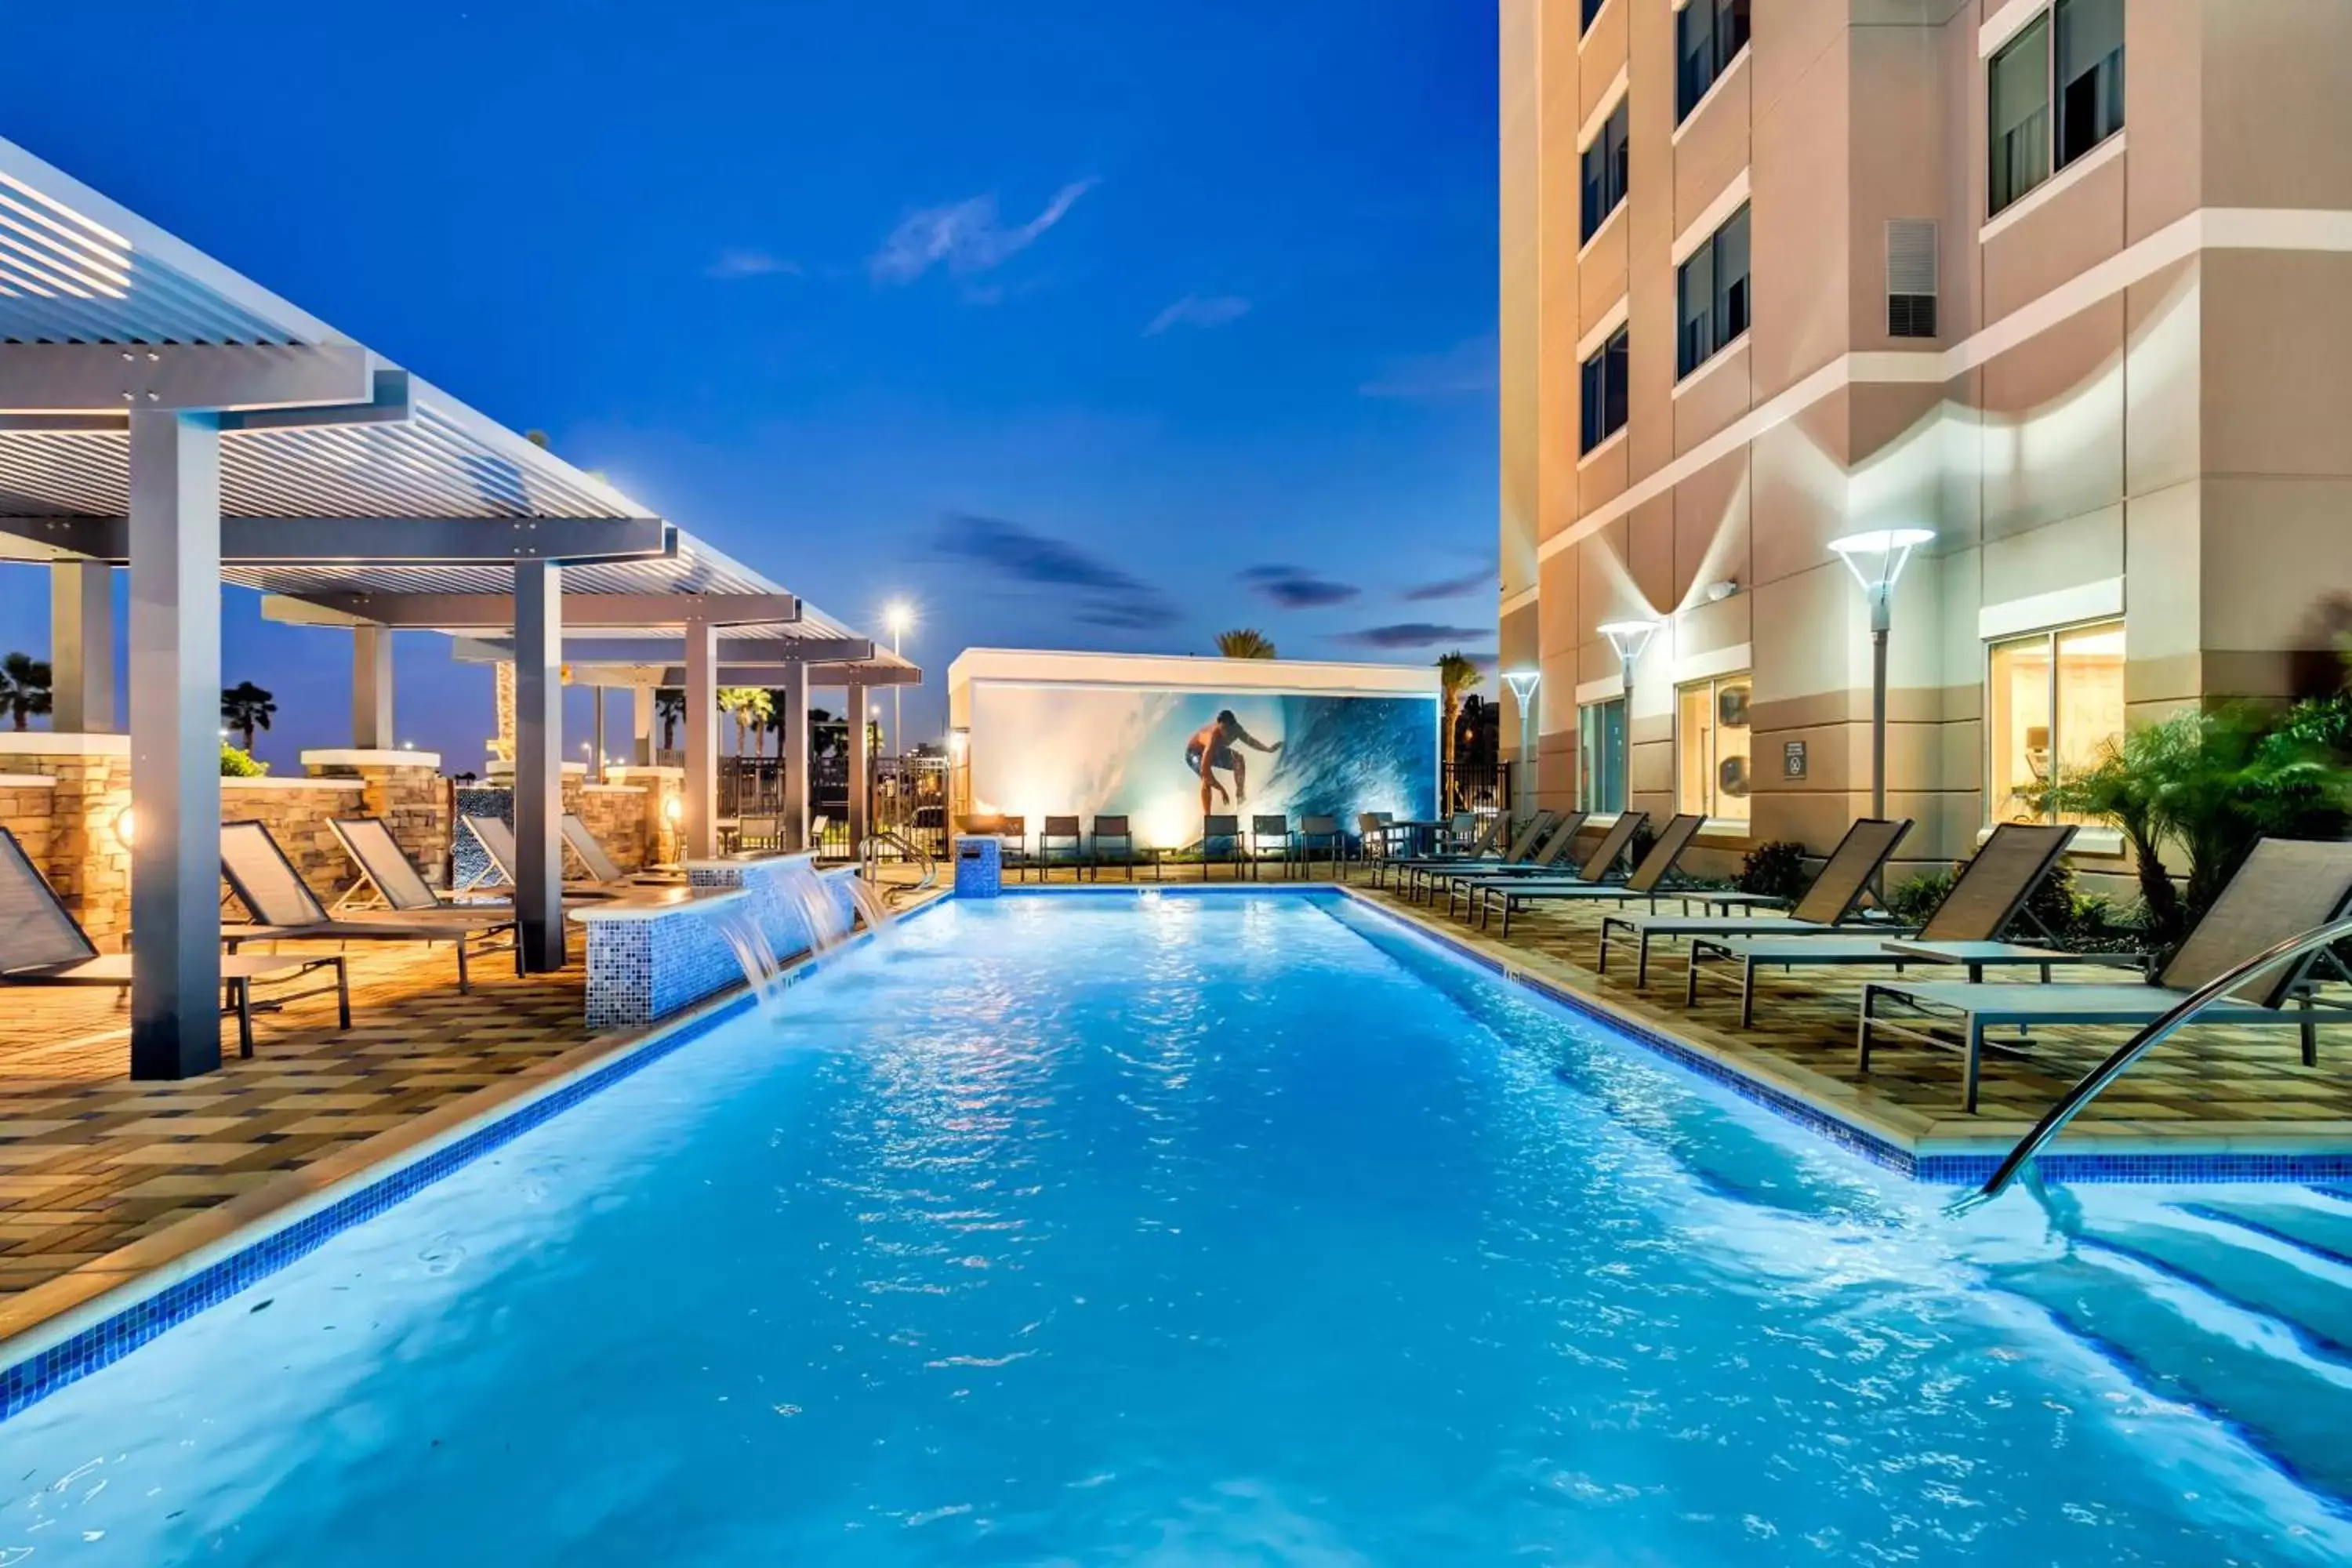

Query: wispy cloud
<box><xmin>930</xmin><ymin>512</ymin><xmax>1178</xmax><ymax>630</ymax></box>
<box><xmin>1239</xmin><ymin>564</ymin><xmax>1359</xmax><ymax>609</ymax></box>
<box><xmin>1359</xmin><ymin>335</ymin><xmax>1498</xmax><ymax>399</ymax></box>
<box><xmin>1145</xmin><ymin>293</ymin><xmax>1251</xmax><ymax>336</ymax></box>
<box><xmin>1331</xmin><ymin>622</ymin><xmax>1490</xmax><ymax>651</ymax></box>
<box><xmin>705</xmin><ymin>249</ymin><xmax>800</xmax><ymax>281</ymax></box>
<box><xmin>870</xmin><ymin>180</ymin><xmax>1099</xmax><ymax>286</ymax></box>
<box><xmin>1399</xmin><ymin>568</ymin><xmax>1494</xmax><ymax>603</ymax></box>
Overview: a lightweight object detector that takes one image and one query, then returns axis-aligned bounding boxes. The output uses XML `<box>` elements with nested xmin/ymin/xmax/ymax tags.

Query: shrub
<box><xmin>1736</xmin><ymin>840</ymin><xmax>1809</xmax><ymax>902</ymax></box>
<box><xmin>1888</xmin><ymin>866</ymin><xmax>1956</xmax><ymax>925</ymax></box>
<box><xmin>220</xmin><ymin>742</ymin><xmax>268</xmax><ymax>778</ymax></box>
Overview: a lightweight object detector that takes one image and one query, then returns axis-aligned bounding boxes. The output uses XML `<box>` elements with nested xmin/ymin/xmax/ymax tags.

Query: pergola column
<box><xmin>351</xmin><ymin>624</ymin><xmax>394</xmax><ymax>750</ymax></box>
<box><xmin>684</xmin><ymin>617</ymin><xmax>718</xmax><ymax>858</ymax></box>
<box><xmin>49</xmin><ymin>561</ymin><xmax>114</xmax><ymax>733</ymax></box>
<box><xmin>844</xmin><ymin>683</ymin><xmax>870</xmax><ymax>851</ymax></box>
<box><xmin>127</xmin><ymin>411</ymin><xmax>223</xmax><ymax>1080</ymax></box>
<box><xmin>512</xmin><ymin>561</ymin><xmax>565</xmax><ymax>971</ymax></box>
<box><xmin>632</xmin><ymin>686</ymin><xmax>655</xmax><ymax>767</ymax></box>
<box><xmin>776</xmin><ymin>662</ymin><xmax>809</xmax><ymax>851</ymax></box>
<box><xmin>590</xmin><ymin>684</ymin><xmax>607</xmax><ymax>783</ymax></box>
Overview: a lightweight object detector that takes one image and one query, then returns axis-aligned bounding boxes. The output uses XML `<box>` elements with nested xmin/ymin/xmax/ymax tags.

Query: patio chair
<box><xmin>463</xmin><ymin>814</ymin><xmax>628</xmax><ymax>898</ymax></box>
<box><xmin>1595</xmin><ymin>818</ymin><xmax>1915</xmax><ymax>987</ymax></box>
<box><xmin>0</xmin><ymin>826</ymin><xmax>348</xmax><ymax>1058</ymax></box>
<box><xmin>996</xmin><ymin>815</ymin><xmax>1034</xmax><ymax>881</ymax></box>
<box><xmin>1374</xmin><ymin>811</ymin><xmax>1513</xmax><ymax>891</ymax></box>
<box><xmin>1091</xmin><ymin>815</ymin><xmax>1138</xmax><ymax>882</ymax></box>
<box><xmin>1685</xmin><ymin>823</ymin><xmax>2089</xmax><ymax>1025</ymax></box>
<box><xmin>1200</xmin><ymin>814</ymin><xmax>1245</xmax><ymax>880</ymax></box>
<box><xmin>1474</xmin><ymin>813</ymin><xmax>1709</xmax><ymax>935</ymax></box>
<box><xmin>1386</xmin><ymin>811</ymin><xmax>1555</xmax><ymax>896</ymax></box>
<box><xmin>562</xmin><ymin>814</ymin><xmax>672</xmax><ymax>887</ymax></box>
<box><xmin>1296</xmin><ymin>814</ymin><xmax>1345</xmax><ymax>879</ymax></box>
<box><xmin>735</xmin><ymin>815</ymin><xmax>782</xmax><ymax>853</ymax></box>
<box><xmin>1036</xmin><ymin>816</ymin><xmax>1086</xmax><ymax>880</ymax></box>
<box><xmin>1443</xmin><ymin>811</ymin><xmax>1648</xmax><ymax>920</ymax></box>
<box><xmin>1412</xmin><ymin>811</ymin><xmax>1586</xmax><ymax>904</ymax></box>
<box><xmin>1247</xmin><ymin>815</ymin><xmax>1290</xmax><ymax>880</ymax></box>
<box><xmin>223</xmin><ymin>821</ymin><xmax>521</xmax><ymax>994</ymax></box>
<box><xmin>1858</xmin><ymin>837</ymin><xmax>2352</xmax><ymax>1112</ymax></box>
<box><xmin>1354</xmin><ymin>811</ymin><xmax>1397</xmax><ymax>877</ymax></box>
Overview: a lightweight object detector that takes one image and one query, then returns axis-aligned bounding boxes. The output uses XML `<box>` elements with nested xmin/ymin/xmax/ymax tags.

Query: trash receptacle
<box><xmin>954</xmin><ymin>835</ymin><xmax>1002</xmax><ymax>898</ymax></box>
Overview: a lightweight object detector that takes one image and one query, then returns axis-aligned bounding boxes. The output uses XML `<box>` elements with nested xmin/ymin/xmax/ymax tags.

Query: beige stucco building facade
<box><xmin>1499</xmin><ymin>0</ymin><xmax>2352</xmax><ymax>881</ymax></box>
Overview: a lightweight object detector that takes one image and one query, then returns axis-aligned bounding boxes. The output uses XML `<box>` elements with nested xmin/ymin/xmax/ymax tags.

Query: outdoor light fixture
<box><xmin>1828</xmin><ymin>528</ymin><xmax>1935</xmax><ymax>867</ymax></box>
<box><xmin>1501</xmin><ymin>667</ymin><xmax>1541</xmax><ymax>812</ymax></box>
<box><xmin>1597</xmin><ymin>618</ymin><xmax>1661</xmax><ymax>675</ymax></box>
<box><xmin>883</xmin><ymin>601</ymin><xmax>916</xmax><ymax>758</ymax></box>
<box><xmin>1704</xmin><ymin>579</ymin><xmax>1740</xmax><ymax>604</ymax></box>
<box><xmin>111</xmin><ymin>806</ymin><xmax>134</xmax><ymax>851</ymax></box>
<box><xmin>662</xmin><ymin>793</ymin><xmax>684</xmax><ymax>826</ymax></box>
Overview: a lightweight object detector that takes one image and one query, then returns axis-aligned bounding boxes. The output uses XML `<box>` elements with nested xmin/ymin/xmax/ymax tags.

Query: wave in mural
<box><xmin>970</xmin><ymin>686</ymin><xmax>1437</xmax><ymax>848</ymax></box>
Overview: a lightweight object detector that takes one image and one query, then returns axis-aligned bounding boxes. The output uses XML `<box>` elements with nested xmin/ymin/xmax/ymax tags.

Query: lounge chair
<box><xmin>1036</xmin><ymin>816</ymin><xmax>1085</xmax><ymax>880</ymax></box>
<box><xmin>463</xmin><ymin>814</ymin><xmax>633</xmax><ymax>898</ymax></box>
<box><xmin>1413</xmin><ymin>811</ymin><xmax>1586</xmax><ymax>904</ymax></box>
<box><xmin>1199</xmin><ymin>814</ymin><xmax>1245</xmax><ymax>880</ymax></box>
<box><xmin>1859</xmin><ymin>837</ymin><xmax>2352</xmax><ymax>1112</ymax></box>
<box><xmin>561</xmin><ymin>813</ymin><xmax>673</xmax><ymax>887</ymax></box>
<box><xmin>1372</xmin><ymin>812</ymin><xmax>1513</xmax><ymax>891</ymax></box>
<box><xmin>0</xmin><ymin>826</ymin><xmax>348</xmax><ymax>1058</ymax></box>
<box><xmin>1296</xmin><ymin>814</ymin><xmax>1345</xmax><ymax>879</ymax></box>
<box><xmin>1474</xmin><ymin>813</ymin><xmax>1708</xmax><ymax>934</ymax></box>
<box><xmin>222</xmin><ymin>821</ymin><xmax>520</xmax><ymax>993</ymax></box>
<box><xmin>1091</xmin><ymin>815</ymin><xmax>1138</xmax><ymax>882</ymax></box>
<box><xmin>1596</xmin><ymin>818</ymin><xmax>1915</xmax><ymax>987</ymax></box>
<box><xmin>1685</xmin><ymin>822</ymin><xmax>2089</xmax><ymax>1025</ymax></box>
<box><xmin>1247</xmin><ymin>815</ymin><xmax>1290</xmax><ymax>880</ymax></box>
<box><xmin>1444</xmin><ymin>811</ymin><xmax>1649</xmax><ymax>920</ymax></box>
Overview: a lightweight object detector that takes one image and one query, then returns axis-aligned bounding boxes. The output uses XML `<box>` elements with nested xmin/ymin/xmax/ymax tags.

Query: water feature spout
<box><xmin>714</xmin><ymin>906</ymin><xmax>789</xmax><ymax>1011</ymax></box>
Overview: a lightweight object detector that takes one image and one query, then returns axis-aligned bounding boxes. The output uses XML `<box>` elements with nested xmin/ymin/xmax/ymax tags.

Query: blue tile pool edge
<box><xmin>0</xmin><ymin>892</ymin><xmax>955</xmax><ymax>1426</ymax></box>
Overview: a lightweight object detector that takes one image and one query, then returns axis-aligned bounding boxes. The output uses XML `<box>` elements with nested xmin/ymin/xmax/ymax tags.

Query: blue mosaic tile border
<box><xmin>0</xmin><ymin>894</ymin><xmax>952</xmax><ymax>1426</ymax></box>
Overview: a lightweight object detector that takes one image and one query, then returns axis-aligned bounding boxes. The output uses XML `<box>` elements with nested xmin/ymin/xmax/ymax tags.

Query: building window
<box><xmin>1676</xmin><ymin>0</ymin><xmax>1751</xmax><ymax>123</ymax></box>
<box><xmin>1675</xmin><ymin>204</ymin><xmax>1751</xmax><ymax>379</ymax></box>
<box><xmin>1989</xmin><ymin>0</ymin><xmax>2125</xmax><ymax>218</ymax></box>
<box><xmin>1580</xmin><ymin>325</ymin><xmax>1629</xmax><ymax>453</ymax></box>
<box><xmin>1987</xmin><ymin>620</ymin><xmax>2125</xmax><ymax>822</ymax></box>
<box><xmin>1581</xmin><ymin>0</ymin><xmax>1607</xmax><ymax>34</ymax></box>
<box><xmin>1581</xmin><ymin>99</ymin><xmax>1629</xmax><ymax>241</ymax></box>
<box><xmin>1579</xmin><ymin>699</ymin><xmax>1628</xmax><ymax>815</ymax></box>
<box><xmin>1675</xmin><ymin>673</ymin><xmax>1752</xmax><ymax>822</ymax></box>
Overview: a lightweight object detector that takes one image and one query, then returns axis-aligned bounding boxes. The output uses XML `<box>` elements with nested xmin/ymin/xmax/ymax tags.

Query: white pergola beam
<box><xmin>263</xmin><ymin>590</ymin><xmax>800</xmax><ymax>630</ymax></box>
<box><xmin>0</xmin><ymin>343</ymin><xmax>374</xmax><ymax>414</ymax></box>
<box><xmin>0</xmin><ymin>514</ymin><xmax>673</xmax><ymax>564</ymax></box>
<box><xmin>454</xmin><ymin>634</ymin><xmax>873</xmax><ymax>665</ymax></box>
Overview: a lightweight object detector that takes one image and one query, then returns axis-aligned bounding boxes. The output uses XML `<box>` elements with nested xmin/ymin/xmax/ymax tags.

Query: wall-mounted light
<box><xmin>1703</xmin><ymin>579</ymin><xmax>1740</xmax><ymax>604</ymax></box>
<box><xmin>662</xmin><ymin>793</ymin><xmax>684</xmax><ymax>826</ymax></box>
<box><xmin>111</xmin><ymin>805</ymin><xmax>135</xmax><ymax>850</ymax></box>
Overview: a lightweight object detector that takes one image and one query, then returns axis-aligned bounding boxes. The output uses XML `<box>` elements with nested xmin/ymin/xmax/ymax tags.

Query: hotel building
<box><xmin>1497</xmin><ymin>0</ymin><xmax>2352</xmax><ymax>879</ymax></box>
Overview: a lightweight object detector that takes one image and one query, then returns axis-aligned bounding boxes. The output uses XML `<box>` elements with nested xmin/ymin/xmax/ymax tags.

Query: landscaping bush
<box><xmin>1735</xmin><ymin>840</ymin><xmax>1809</xmax><ymax>902</ymax></box>
<box><xmin>220</xmin><ymin>742</ymin><xmax>268</xmax><ymax>778</ymax></box>
<box><xmin>1887</xmin><ymin>866</ymin><xmax>1955</xmax><ymax>924</ymax></box>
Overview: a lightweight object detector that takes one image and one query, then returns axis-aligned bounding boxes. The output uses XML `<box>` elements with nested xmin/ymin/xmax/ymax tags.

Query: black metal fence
<box><xmin>1442</xmin><ymin>759</ymin><xmax>1511</xmax><ymax>818</ymax></box>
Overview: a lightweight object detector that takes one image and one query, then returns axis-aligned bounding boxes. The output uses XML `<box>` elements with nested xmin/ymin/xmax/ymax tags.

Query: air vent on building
<box><xmin>1886</xmin><ymin>219</ymin><xmax>1939</xmax><ymax>339</ymax></box>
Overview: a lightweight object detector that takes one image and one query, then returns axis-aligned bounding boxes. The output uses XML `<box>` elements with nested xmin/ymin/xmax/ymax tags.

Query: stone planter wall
<box><xmin>579</xmin><ymin>784</ymin><xmax>649</xmax><ymax>873</ymax></box>
<box><xmin>303</xmin><ymin>752</ymin><xmax>451</xmax><ymax>887</ymax></box>
<box><xmin>220</xmin><ymin>779</ymin><xmax>371</xmax><ymax>900</ymax></box>
<box><xmin>0</xmin><ymin>739</ymin><xmax>133</xmax><ymax>949</ymax></box>
<box><xmin>0</xmin><ymin>774</ymin><xmax>58</xmax><ymax>878</ymax></box>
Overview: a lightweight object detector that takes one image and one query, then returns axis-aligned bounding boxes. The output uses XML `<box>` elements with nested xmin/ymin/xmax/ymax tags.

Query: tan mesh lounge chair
<box><xmin>0</xmin><ymin>826</ymin><xmax>348</xmax><ymax>1056</ymax></box>
<box><xmin>1473</xmin><ymin>813</ymin><xmax>1709</xmax><ymax>934</ymax></box>
<box><xmin>223</xmin><ymin>821</ymin><xmax>518</xmax><ymax>994</ymax></box>
<box><xmin>1443</xmin><ymin>811</ymin><xmax>1649</xmax><ymax>919</ymax></box>
<box><xmin>1596</xmin><ymin>818</ymin><xmax>1915</xmax><ymax>987</ymax></box>
<box><xmin>1682</xmin><ymin>822</ymin><xmax>2091</xmax><ymax>1025</ymax></box>
<box><xmin>463</xmin><ymin>814</ymin><xmax>630</xmax><ymax>898</ymax></box>
<box><xmin>330</xmin><ymin>816</ymin><xmax>465</xmax><ymax>913</ymax></box>
<box><xmin>1374</xmin><ymin>811</ymin><xmax>1519</xmax><ymax>892</ymax></box>
<box><xmin>1859</xmin><ymin>837</ymin><xmax>2352</xmax><ymax>1112</ymax></box>
<box><xmin>1414</xmin><ymin>812</ymin><xmax>1586</xmax><ymax>904</ymax></box>
<box><xmin>561</xmin><ymin>814</ymin><xmax>671</xmax><ymax>887</ymax></box>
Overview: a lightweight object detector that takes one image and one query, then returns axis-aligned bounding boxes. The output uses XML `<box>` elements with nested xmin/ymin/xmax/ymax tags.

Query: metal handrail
<box><xmin>862</xmin><ymin>827</ymin><xmax>938</xmax><ymax>903</ymax></box>
<box><xmin>1958</xmin><ymin>914</ymin><xmax>2352</xmax><ymax>1209</ymax></box>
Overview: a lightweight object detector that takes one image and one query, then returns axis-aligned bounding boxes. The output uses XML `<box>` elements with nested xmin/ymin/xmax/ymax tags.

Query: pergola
<box><xmin>0</xmin><ymin>136</ymin><xmax>916</xmax><ymax>1080</ymax></box>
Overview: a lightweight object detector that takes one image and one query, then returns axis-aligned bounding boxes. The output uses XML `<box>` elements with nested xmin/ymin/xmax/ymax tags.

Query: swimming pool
<box><xmin>4</xmin><ymin>891</ymin><xmax>2348</xmax><ymax>1563</ymax></box>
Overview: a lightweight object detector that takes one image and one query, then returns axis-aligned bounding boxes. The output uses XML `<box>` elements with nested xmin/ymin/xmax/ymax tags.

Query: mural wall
<box><xmin>967</xmin><ymin>685</ymin><xmax>1438</xmax><ymax>848</ymax></box>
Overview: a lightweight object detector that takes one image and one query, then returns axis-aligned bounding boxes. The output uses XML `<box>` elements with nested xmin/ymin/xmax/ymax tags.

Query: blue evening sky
<box><xmin>0</xmin><ymin>0</ymin><xmax>1497</xmax><ymax>764</ymax></box>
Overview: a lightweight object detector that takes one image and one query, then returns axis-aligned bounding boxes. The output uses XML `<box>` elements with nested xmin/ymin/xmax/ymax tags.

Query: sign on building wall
<box><xmin>967</xmin><ymin>684</ymin><xmax>1439</xmax><ymax>848</ymax></box>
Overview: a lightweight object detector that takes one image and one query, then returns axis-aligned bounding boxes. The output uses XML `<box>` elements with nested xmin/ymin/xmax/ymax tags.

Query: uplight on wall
<box><xmin>111</xmin><ymin>806</ymin><xmax>135</xmax><ymax>850</ymax></box>
<box><xmin>662</xmin><ymin>793</ymin><xmax>684</xmax><ymax>826</ymax></box>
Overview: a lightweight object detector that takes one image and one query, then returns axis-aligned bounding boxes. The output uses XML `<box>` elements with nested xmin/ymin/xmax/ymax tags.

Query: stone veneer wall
<box><xmin>0</xmin><ymin>743</ymin><xmax>133</xmax><ymax>949</ymax></box>
<box><xmin>0</xmin><ymin>775</ymin><xmax>58</xmax><ymax>878</ymax></box>
<box><xmin>220</xmin><ymin>779</ymin><xmax>372</xmax><ymax>900</ymax></box>
<box><xmin>578</xmin><ymin>785</ymin><xmax>649</xmax><ymax>873</ymax></box>
<box><xmin>302</xmin><ymin>754</ymin><xmax>452</xmax><ymax>889</ymax></box>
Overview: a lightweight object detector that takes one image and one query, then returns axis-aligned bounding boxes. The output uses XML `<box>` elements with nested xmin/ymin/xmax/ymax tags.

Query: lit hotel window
<box><xmin>1987</xmin><ymin>620</ymin><xmax>2125</xmax><ymax>822</ymax></box>
<box><xmin>1676</xmin><ymin>674</ymin><xmax>1751</xmax><ymax>823</ymax></box>
<box><xmin>1578</xmin><ymin>699</ymin><xmax>1628</xmax><ymax>815</ymax></box>
<box><xmin>1989</xmin><ymin>0</ymin><xmax>2125</xmax><ymax>217</ymax></box>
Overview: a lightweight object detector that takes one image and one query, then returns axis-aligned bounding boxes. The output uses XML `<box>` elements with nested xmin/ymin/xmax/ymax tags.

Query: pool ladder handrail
<box><xmin>862</xmin><ymin>826</ymin><xmax>938</xmax><ymax>902</ymax></box>
<box><xmin>1958</xmin><ymin>913</ymin><xmax>2352</xmax><ymax>1210</ymax></box>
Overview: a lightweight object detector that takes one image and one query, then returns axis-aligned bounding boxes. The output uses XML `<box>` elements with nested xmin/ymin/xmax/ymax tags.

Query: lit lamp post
<box><xmin>1827</xmin><ymin>528</ymin><xmax>1934</xmax><ymax>831</ymax></box>
<box><xmin>1596</xmin><ymin>619</ymin><xmax>1661</xmax><ymax>813</ymax></box>
<box><xmin>1500</xmin><ymin>666</ymin><xmax>1541</xmax><ymax>817</ymax></box>
<box><xmin>883</xmin><ymin>601</ymin><xmax>914</xmax><ymax>757</ymax></box>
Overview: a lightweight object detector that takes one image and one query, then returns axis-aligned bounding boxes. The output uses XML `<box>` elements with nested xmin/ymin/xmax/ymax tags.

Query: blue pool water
<box><xmin>4</xmin><ymin>892</ymin><xmax>2350</xmax><ymax>1563</ymax></box>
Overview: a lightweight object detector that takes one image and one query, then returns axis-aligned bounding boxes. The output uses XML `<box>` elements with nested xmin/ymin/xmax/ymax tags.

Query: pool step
<box><xmin>2181</xmin><ymin>1194</ymin><xmax>2352</xmax><ymax>1272</ymax></box>
<box><xmin>2072</xmin><ymin>1214</ymin><xmax>2352</xmax><ymax>1366</ymax></box>
<box><xmin>1994</xmin><ymin>1248</ymin><xmax>2352</xmax><ymax>1502</ymax></box>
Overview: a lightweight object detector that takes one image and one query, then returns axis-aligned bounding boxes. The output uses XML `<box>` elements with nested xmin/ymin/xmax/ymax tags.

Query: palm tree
<box><xmin>1216</xmin><ymin>629</ymin><xmax>1277</xmax><ymax>659</ymax></box>
<box><xmin>0</xmin><ymin>652</ymin><xmax>52</xmax><ymax>731</ymax></box>
<box><xmin>1436</xmin><ymin>651</ymin><xmax>1483</xmax><ymax>808</ymax></box>
<box><xmin>717</xmin><ymin>687</ymin><xmax>771</xmax><ymax>757</ymax></box>
<box><xmin>655</xmin><ymin>688</ymin><xmax>684</xmax><ymax>751</ymax></box>
<box><xmin>220</xmin><ymin>681</ymin><xmax>276</xmax><ymax>751</ymax></box>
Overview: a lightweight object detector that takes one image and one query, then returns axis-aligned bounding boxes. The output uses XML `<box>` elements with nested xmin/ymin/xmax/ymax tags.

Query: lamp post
<box><xmin>883</xmin><ymin>601</ymin><xmax>914</xmax><ymax>757</ymax></box>
<box><xmin>1500</xmin><ymin>667</ymin><xmax>1541</xmax><ymax>818</ymax></box>
<box><xmin>1827</xmin><ymin>528</ymin><xmax>1933</xmax><ymax>836</ymax></box>
<box><xmin>1596</xmin><ymin>619</ymin><xmax>1661</xmax><ymax>813</ymax></box>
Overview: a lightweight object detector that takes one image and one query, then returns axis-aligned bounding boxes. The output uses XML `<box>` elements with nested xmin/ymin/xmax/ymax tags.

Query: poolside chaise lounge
<box><xmin>461</xmin><ymin>813</ymin><xmax>634</xmax><ymax>898</ymax></box>
<box><xmin>1373</xmin><ymin>811</ymin><xmax>1515</xmax><ymax>892</ymax></box>
<box><xmin>1682</xmin><ymin>822</ymin><xmax>2091</xmax><ymax>1025</ymax></box>
<box><xmin>1443</xmin><ymin>811</ymin><xmax>1650</xmax><ymax>920</ymax></box>
<box><xmin>1472</xmin><ymin>813</ymin><xmax>1708</xmax><ymax>934</ymax></box>
<box><xmin>1</xmin><ymin>826</ymin><xmax>349</xmax><ymax>1058</ymax></box>
<box><xmin>1858</xmin><ymin>837</ymin><xmax>2352</xmax><ymax>1112</ymax></box>
<box><xmin>562</xmin><ymin>814</ymin><xmax>675</xmax><ymax>886</ymax></box>
<box><xmin>1411</xmin><ymin>812</ymin><xmax>1584</xmax><ymax>904</ymax></box>
<box><xmin>223</xmin><ymin>821</ymin><xmax>520</xmax><ymax>994</ymax></box>
<box><xmin>1595</xmin><ymin>818</ymin><xmax>1915</xmax><ymax>987</ymax></box>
